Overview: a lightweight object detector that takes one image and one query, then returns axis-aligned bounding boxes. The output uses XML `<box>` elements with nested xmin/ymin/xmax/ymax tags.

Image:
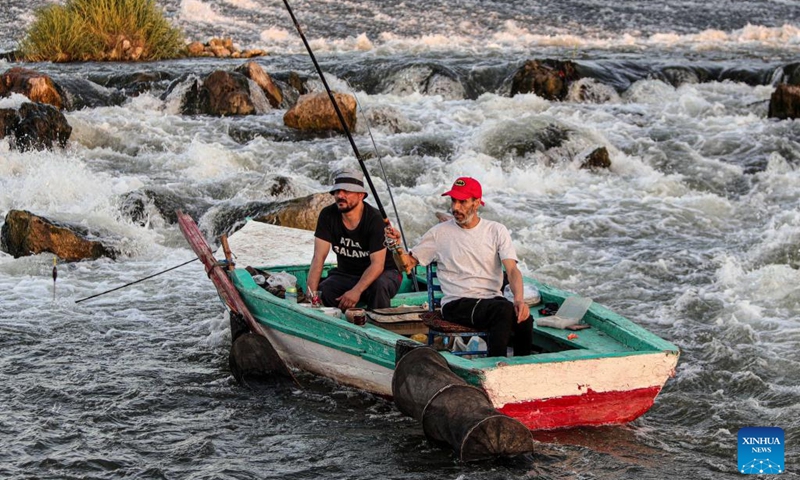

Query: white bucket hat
<box><xmin>330</xmin><ymin>168</ymin><xmax>368</xmax><ymax>197</ymax></box>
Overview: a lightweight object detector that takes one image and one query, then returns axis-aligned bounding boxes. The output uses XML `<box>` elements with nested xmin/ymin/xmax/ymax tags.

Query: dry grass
<box><xmin>21</xmin><ymin>0</ymin><xmax>185</xmax><ymax>62</ymax></box>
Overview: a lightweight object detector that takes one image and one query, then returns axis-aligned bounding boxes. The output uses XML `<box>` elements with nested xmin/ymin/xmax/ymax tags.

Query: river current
<box><xmin>1</xmin><ymin>0</ymin><xmax>799</xmax><ymax>478</ymax></box>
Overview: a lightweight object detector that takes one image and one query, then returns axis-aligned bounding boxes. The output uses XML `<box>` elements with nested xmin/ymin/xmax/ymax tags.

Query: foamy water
<box><xmin>1</xmin><ymin>0</ymin><xmax>799</xmax><ymax>478</ymax></box>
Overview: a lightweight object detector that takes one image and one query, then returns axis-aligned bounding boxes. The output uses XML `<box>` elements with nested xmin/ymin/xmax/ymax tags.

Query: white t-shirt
<box><xmin>411</xmin><ymin>218</ymin><xmax>518</xmax><ymax>306</ymax></box>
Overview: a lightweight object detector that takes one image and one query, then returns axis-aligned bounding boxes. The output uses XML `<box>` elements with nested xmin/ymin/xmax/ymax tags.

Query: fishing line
<box><xmin>345</xmin><ymin>79</ymin><xmax>411</xmax><ymax>252</ymax></box>
<box><xmin>281</xmin><ymin>0</ymin><xmax>415</xmax><ymax>278</ymax></box>
<box><xmin>74</xmin><ymin>258</ymin><xmax>199</xmax><ymax>304</ymax></box>
<box><xmin>347</xmin><ymin>82</ymin><xmax>420</xmax><ymax>291</ymax></box>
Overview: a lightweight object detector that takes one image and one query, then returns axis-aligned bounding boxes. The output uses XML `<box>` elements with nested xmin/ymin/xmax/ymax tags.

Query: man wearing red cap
<box><xmin>386</xmin><ymin>177</ymin><xmax>533</xmax><ymax>357</ymax></box>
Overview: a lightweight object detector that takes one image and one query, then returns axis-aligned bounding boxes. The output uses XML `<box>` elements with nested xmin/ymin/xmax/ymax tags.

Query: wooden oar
<box><xmin>176</xmin><ymin>210</ymin><xmax>296</xmax><ymax>382</ymax></box>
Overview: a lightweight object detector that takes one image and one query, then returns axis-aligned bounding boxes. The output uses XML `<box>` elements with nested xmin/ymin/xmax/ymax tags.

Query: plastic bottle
<box><xmin>285</xmin><ymin>286</ymin><xmax>297</xmax><ymax>303</ymax></box>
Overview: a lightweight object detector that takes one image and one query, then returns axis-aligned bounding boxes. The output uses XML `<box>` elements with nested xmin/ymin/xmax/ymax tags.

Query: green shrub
<box><xmin>21</xmin><ymin>0</ymin><xmax>185</xmax><ymax>62</ymax></box>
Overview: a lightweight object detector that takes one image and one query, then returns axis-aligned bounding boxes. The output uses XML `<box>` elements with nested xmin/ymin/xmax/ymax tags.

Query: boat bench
<box><xmin>533</xmin><ymin>319</ymin><xmax>635</xmax><ymax>353</ymax></box>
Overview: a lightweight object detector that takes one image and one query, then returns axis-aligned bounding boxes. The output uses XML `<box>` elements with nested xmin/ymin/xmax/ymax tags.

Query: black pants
<box><xmin>320</xmin><ymin>269</ymin><xmax>402</xmax><ymax>310</ymax></box>
<box><xmin>442</xmin><ymin>296</ymin><xmax>533</xmax><ymax>357</ymax></box>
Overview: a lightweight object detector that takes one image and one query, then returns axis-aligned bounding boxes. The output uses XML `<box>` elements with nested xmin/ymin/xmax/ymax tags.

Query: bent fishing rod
<box><xmin>281</xmin><ymin>0</ymin><xmax>414</xmax><ymax>273</ymax></box>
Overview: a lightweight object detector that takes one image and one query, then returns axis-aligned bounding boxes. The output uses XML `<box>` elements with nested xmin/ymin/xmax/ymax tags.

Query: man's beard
<box><xmin>337</xmin><ymin>202</ymin><xmax>356</xmax><ymax>213</ymax></box>
<box><xmin>454</xmin><ymin>212</ymin><xmax>475</xmax><ymax>225</ymax></box>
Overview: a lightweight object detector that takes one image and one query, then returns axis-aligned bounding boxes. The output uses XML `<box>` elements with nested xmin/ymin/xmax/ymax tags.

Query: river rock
<box><xmin>119</xmin><ymin>187</ymin><xmax>212</xmax><ymax>226</ymax></box>
<box><xmin>211</xmin><ymin>193</ymin><xmax>331</xmax><ymax>237</ymax></box>
<box><xmin>185</xmin><ymin>37</ymin><xmax>267</xmax><ymax>59</ymax></box>
<box><xmin>0</xmin><ymin>67</ymin><xmax>65</xmax><ymax>109</ymax></box>
<box><xmin>1</xmin><ymin>210</ymin><xmax>117</xmax><ymax>261</ymax></box>
<box><xmin>234</xmin><ymin>61</ymin><xmax>282</xmax><ymax>108</ymax></box>
<box><xmin>511</xmin><ymin>59</ymin><xmax>580</xmax><ymax>101</ymax></box>
<box><xmin>768</xmin><ymin>84</ymin><xmax>800</xmax><ymax>120</ymax></box>
<box><xmin>0</xmin><ymin>102</ymin><xmax>72</xmax><ymax>151</ymax></box>
<box><xmin>784</xmin><ymin>63</ymin><xmax>800</xmax><ymax>86</ymax></box>
<box><xmin>51</xmin><ymin>77</ymin><xmax>128</xmax><ymax>109</ymax></box>
<box><xmin>187</xmin><ymin>42</ymin><xmax>205</xmax><ymax>56</ymax></box>
<box><xmin>580</xmin><ymin>146</ymin><xmax>612</xmax><ymax>170</ymax></box>
<box><xmin>89</xmin><ymin>71</ymin><xmax>175</xmax><ymax>97</ymax></box>
<box><xmin>183</xmin><ymin>70</ymin><xmax>257</xmax><ymax>116</ymax></box>
<box><xmin>567</xmin><ymin>78</ymin><xmax>620</xmax><ymax>103</ymax></box>
<box><xmin>252</xmin><ymin>193</ymin><xmax>331</xmax><ymax>230</ymax></box>
<box><xmin>381</xmin><ymin>64</ymin><xmax>465</xmax><ymax>100</ymax></box>
<box><xmin>288</xmin><ymin>71</ymin><xmax>307</xmax><ymax>95</ymax></box>
<box><xmin>283</xmin><ymin>92</ymin><xmax>357</xmax><ymax>133</ymax></box>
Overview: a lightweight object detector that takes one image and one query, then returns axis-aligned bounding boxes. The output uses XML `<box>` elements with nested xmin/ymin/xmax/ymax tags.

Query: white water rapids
<box><xmin>1</xmin><ymin>0</ymin><xmax>799</xmax><ymax>478</ymax></box>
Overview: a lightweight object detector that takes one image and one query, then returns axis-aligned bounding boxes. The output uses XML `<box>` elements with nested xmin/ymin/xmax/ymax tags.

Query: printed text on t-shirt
<box><xmin>334</xmin><ymin>237</ymin><xmax>369</xmax><ymax>258</ymax></box>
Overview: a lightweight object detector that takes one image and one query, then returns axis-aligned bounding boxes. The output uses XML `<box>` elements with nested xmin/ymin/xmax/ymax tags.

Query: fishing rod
<box><xmin>74</xmin><ymin>258</ymin><xmax>198</xmax><ymax>304</ymax></box>
<box><xmin>281</xmin><ymin>0</ymin><xmax>415</xmax><ymax>276</ymax></box>
<box><xmin>281</xmin><ymin>0</ymin><xmax>376</xmax><ymax>203</ymax></box>
<box><xmin>347</xmin><ymin>83</ymin><xmax>411</xmax><ymax>251</ymax></box>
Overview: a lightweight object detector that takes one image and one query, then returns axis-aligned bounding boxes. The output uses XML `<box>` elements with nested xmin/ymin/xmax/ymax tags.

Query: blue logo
<box><xmin>738</xmin><ymin>427</ymin><xmax>784</xmax><ymax>474</ymax></box>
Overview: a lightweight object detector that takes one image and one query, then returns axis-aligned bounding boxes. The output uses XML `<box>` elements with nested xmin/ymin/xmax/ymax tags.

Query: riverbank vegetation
<box><xmin>20</xmin><ymin>0</ymin><xmax>185</xmax><ymax>62</ymax></box>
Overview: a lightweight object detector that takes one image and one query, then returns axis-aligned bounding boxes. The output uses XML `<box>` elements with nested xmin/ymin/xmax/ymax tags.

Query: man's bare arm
<box><xmin>502</xmin><ymin>258</ymin><xmax>530</xmax><ymax>323</ymax></box>
<box><xmin>336</xmin><ymin>249</ymin><xmax>387</xmax><ymax>310</ymax></box>
<box><xmin>307</xmin><ymin>237</ymin><xmax>331</xmax><ymax>293</ymax></box>
<box><xmin>384</xmin><ymin>226</ymin><xmax>418</xmax><ymax>272</ymax></box>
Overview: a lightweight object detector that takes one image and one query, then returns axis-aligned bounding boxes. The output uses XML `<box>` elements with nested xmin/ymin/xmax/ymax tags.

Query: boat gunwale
<box><xmin>230</xmin><ymin>266</ymin><xmax>680</xmax><ymax>373</ymax></box>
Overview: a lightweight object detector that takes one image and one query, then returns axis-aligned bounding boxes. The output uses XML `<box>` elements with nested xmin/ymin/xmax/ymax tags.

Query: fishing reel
<box><xmin>384</xmin><ymin>235</ymin><xmax>401</xmax><ymax>253</ymax></box>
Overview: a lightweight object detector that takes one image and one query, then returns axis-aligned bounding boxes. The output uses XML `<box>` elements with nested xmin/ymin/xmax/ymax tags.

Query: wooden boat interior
<box><xmin>239</xmin><ymin>263</ymin><xmax>675</xmax><ymax>361</ymax></box>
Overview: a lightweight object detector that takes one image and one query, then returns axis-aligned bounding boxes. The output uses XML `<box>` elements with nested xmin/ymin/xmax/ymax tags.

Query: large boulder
<box><xmin>511</xmin><ymin>59</ymin><xmax>581</xmax><ymax>101</ymax></box>
<box><xmin>768</xmin><ymin>84</ymin><xmax>800</xmax><ymax>120</ymax></box>
<box><xmin>210</xmin><ymin>193</ymin><xmax>332</xmax><ymax>238</ymax></box>
<box><xmin>1</xmin><ymin>210</ymin><xmax>117</xmax><ymax>261</ymax></box>
<box><xmin>182</xmin><ymin>70</ymin><xmax>259</xmax><ymax>116</ymax></box>
<box><xmin>235</xmin><ymin>61</ymin><xmax>282</xmax><ymax>108</ymax></box>
<box><xmin>283</xmin><ymin>92</ymin><xmax>357</xmax><ymax>133</ymax></box>
<box><xmin>252</xmin><ymin>192</ymin><xmax>331</xmax><ymax>231</ymax></box>
<box><xmin>0</xmin><ymin>67</ymin><xmax>65</xmax><ymax>109</ymax></box>
<box><xmin>0</xmin><ymin>102</ymin><xmax>72</xmax><ymax>151</ymax></box>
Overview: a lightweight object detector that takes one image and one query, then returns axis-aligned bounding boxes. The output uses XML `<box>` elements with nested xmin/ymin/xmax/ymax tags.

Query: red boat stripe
<box><xmin>497</xmin><ymin>386</ymin><xmax>663</xmax><ymax>430</ymax></box>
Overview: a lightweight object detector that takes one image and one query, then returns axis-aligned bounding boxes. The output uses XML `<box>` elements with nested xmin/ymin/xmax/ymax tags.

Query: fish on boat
<box><xmin>181</xmin><ymin>216</ymin><xmax>680</xmax><ymax>431</ymax></box>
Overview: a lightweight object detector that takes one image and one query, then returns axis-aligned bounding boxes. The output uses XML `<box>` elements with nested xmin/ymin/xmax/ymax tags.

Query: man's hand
<box><xmin>514</xmin><ymin>300</ymin><xmax>530</xmax><ymax>323</ymax></box>
<box><xmin>384</xmin><ymin>226</ymin><xmax>415</xmax><ymax>274</ymax></box>
<box><xmin>336</xmin><ymin>289</ymin><xmax>361</xmax><ymax>310</ymax></box>
<box><xmin>384</xmin><ymin>226</ymin><xmax>401</xmax><ymax>242</ymax></box>
<box><xmin>392</xmin><ymin>251</ymin><xmax>414</xmax><ymax>274</ymax></box>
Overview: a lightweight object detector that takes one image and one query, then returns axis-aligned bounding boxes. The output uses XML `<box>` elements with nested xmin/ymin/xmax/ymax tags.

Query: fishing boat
<box><xmin>180</xmin><ymin>215</ymin><xmax>680</xmax><ymax>431</ymax></box>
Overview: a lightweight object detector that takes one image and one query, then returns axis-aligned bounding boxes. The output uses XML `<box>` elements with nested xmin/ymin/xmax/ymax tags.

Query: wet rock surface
<box><xmin>0</xmin><ymin>102</ymin><xmax>71</xmax><ymax>151</ymax></box>
<box><xmin>1</xmin><ymin>210</ymin><xmax>117</xmax><ymax>261</ymax></box>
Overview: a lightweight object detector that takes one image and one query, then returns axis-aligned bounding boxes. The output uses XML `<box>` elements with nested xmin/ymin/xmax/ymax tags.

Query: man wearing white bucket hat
<box><xmin>386</xmin><ymin>176</ymin><xmax>533</xmax><ymax>357</ymax></box>
<box><xmin>307</xmin><ymin>168</ymin><xmax>401</xmax><ymax>310</ymax></box>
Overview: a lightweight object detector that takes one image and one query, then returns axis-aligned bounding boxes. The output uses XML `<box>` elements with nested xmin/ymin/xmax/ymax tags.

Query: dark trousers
<box><xmin>442</xmin><ymin>296</ymin><xmax>533</xmax><ymax>357</ymax></box>
<box><xmin>320</xmin><ymin>269</ymin><xmax>402</xmax><ymax>310</ymax></box>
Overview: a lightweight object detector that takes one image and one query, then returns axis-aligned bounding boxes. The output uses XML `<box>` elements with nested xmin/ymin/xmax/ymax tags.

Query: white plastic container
<box><xmin>536</xmin><ymin>296</ymin><xmax>592</xmax><ymax>329</ymax></box>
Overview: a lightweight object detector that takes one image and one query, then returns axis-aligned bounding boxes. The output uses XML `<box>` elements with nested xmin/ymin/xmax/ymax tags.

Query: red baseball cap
<box><xmin>441</xmin><ymin>177</ymin><xmax>484</xmax><ymax>205</ymax></box>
